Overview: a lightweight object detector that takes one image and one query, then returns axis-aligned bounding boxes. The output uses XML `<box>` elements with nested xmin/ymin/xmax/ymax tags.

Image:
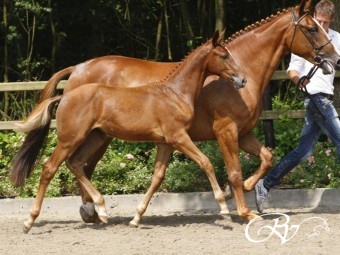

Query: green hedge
<box><xmin>0</xmin><ymin>124</ymin><xmax>338</xmax><ymax>198</ymax></box>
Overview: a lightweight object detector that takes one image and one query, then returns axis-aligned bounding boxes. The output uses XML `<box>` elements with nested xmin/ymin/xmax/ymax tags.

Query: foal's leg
<box><xmin>239</xmin><ymin>132</ymin><xmax>273</xmax><ymax>192</ymax></box>
<box><xmin>23</xmin><ymin>143</ymin><xmax>69</xmax><ymax>233</ymax></box>
<box><xmin>168</xmin><ymin>132</ymin><xmax>228</xmax><ymax>214</ymax></box>
<box><xmin>66</xmin><ymin>151</ymin><xmax>109</xmax><ymax>222</ymax></box>
<box><xmin>215</xmin><ymin>131</ymin><xmax>257</xmax><ymax>221</ymax></box>
<box><xmin>129</xmin><ymin>143</ymin><xmax>173</xmax><ymax>227</ymax></box>
<box><xmin>79</xmin><ymin>140</ymin><xmax>112</xmax><ymax>223</ymax></box>
<box><xmin>66</xmin><ymin>130</ymin><xmax>111</xmax><ymax>223</ymax></box>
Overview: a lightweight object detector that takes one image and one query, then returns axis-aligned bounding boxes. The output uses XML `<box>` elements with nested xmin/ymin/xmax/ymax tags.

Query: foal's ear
<box><xmin>298</xmin><ymin>0</ymin><xmax>312</xmax><ymax>17</ymax></box>
<box><xmin>219</xmin><ymin>29</ymin><xmax>226</xmax><ymax>41</ymax></box>
<box><xmin>212</xmin><ymin>30</ymin><xmax>220</xmax><ymax>47</ymax></box>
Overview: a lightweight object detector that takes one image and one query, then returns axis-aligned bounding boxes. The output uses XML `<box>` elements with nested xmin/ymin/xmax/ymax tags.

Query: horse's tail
<box><xmin>11</xmin><ymin>66</ymin><xmax>73</xmax><ymax>186</ymax></box>
<box><xmin>11</xmin><ymin>96</ymin><xmax>62</xmax><ymax>186</ymax></box>
<box><xmin>38</xmin><ymin>66</ymin><xmax>75</xmax><ymax>102</ymax></box>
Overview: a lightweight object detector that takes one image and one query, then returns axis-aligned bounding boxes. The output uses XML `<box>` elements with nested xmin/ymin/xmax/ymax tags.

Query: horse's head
<box><xmin>288</xmin><ymin>0</ymin><xmax>340</xmax><ymax>74</ymax></box>
<box><xmin>208</xmin><ymin>31</ymin><xmax>247</xmax><ymax>89</ymax></box>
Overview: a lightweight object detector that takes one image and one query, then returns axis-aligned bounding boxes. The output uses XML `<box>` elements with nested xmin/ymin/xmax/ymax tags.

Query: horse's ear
<box><xmin>212</xmin><ymin>30</ymin><xmax>220</xmax><ymax>47</ymax></box>
<box><xmin>219</xmin><ymin>29</ymin><xmax>226</xmax><ymax>41</ymax></box>
<box><xmin>298</xmin><ymin>0</ymin><xmax>312</xmax><ymax>17</ymax></box>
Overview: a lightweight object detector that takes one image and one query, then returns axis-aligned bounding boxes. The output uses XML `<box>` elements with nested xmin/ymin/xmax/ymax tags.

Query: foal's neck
<box><xmin>166</xmin><ymin>44</ymin><xmax>212</xmax><ymax>104</ymax></box>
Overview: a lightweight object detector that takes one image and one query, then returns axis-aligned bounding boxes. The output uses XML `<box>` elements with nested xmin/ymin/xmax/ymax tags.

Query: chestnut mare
<box><xmin>64</xmin><ymin>0</ymin><xmax>338</xmax><ymax>226</ymax></box>
<box><xmin>14</xmin><ymin>31</ymin><xmax>246</xmax><ymax>233</ymax></box>
<box><xmin>12</xmin><ymin>0</ymin><xmax>340</xmax><ymax>229</ymax></box>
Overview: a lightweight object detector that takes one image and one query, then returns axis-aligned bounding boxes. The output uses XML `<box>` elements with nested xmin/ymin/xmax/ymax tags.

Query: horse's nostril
<box><xmin>242</xmin><ymin>78</ymin><xmax>247</xmax><ymax>85</ymax></box>
<box><xmin>337</xmin><ymin>59</ymin><xmax>340</xmax><ymax>66</ymax></box>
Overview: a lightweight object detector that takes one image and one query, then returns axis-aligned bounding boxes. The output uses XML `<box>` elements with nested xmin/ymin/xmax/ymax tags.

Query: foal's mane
<box><xmin>161</xmin><ymin>38</ymin><xmax>216</xmax><ymax>82</ymax></box>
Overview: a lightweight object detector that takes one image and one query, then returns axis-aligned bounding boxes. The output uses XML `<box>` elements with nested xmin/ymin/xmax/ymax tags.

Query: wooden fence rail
<box><xmin>1</xmin><ymin>71</ymin><xmax>340</xmax><ymax>130</ymax></box>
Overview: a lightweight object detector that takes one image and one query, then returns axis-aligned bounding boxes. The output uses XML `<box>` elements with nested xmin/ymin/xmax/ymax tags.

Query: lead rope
<box><xmin>296</xmin><ymin>63</ymin><xmax>326</xmax><ymax>120</ymax></box>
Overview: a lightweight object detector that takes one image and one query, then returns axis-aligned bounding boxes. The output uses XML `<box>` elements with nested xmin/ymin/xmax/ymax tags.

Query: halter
<box><xmin>289</xmin><ymin>8</ymin><xmax>332</xmax><ymax>63</ymax></box>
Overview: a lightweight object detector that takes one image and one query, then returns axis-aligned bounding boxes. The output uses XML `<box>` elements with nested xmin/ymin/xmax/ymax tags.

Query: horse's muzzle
<box><xmin>319</xmin><ymin>59</ymin><xmax>334</xmax><ymax>75</ymax></box>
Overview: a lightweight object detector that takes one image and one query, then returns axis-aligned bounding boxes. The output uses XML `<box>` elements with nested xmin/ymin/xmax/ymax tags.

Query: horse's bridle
<box><xmin>289</xmin><ymin>7</ymin><xmax>332</xmax><ymax>64</ymax></box>
<box><xmin>290</xmin><ymin>8</ymin><xmax>334</xmax><ymax>120</ymax></box>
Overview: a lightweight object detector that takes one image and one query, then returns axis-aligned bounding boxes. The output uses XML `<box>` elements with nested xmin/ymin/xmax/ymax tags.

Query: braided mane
<box><xmin>225</xmin><ymin>8</ymin><xmax>290</xmax><ymax>43</ymax></box>
<box><xmin>158</xmin><ymin>8</ymin><xmax>291</xmax><ymax>82</ymax></box>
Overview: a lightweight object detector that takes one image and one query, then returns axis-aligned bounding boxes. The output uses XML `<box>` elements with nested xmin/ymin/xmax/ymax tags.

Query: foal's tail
<box><xmin>11</xmin><ymin>96</ymin><xmax>62</xmax><ymax>186</ymax></box>
<box><xmin>11</xmin><ymin>67</ymin><xmax>74</xmax><ymax>186</ymax></box>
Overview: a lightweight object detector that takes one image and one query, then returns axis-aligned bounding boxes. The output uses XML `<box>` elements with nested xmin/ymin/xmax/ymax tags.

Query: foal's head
<box><xmin>288</xmin><ymin>0</ymin><xmax>340</xmax><ymax>73</ymax></box>
<box><xmin>208</xmin><ymin>31</ymin><xmax>247</xmax><ymax>89</ymax></box>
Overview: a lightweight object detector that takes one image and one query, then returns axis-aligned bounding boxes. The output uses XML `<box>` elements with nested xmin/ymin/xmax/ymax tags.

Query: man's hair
<box><xmin>315</xmin><ymin>0</ymin><xmax>335</xmax><ymax>17</ymax></box>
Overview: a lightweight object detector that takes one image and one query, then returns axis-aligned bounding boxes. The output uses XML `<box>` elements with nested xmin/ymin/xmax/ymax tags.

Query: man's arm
<box><xmin>288</xmin><ymin>70</ymin><xmax>310</xmax><ymax>88</ymax></box>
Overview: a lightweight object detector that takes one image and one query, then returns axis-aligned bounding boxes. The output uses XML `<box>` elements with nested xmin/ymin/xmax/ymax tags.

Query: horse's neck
<box><xmin>231</xmin><ymin>13</ymin><xmax>291</xmax><ymax>100</ymax></box>
<box><xmin>167</xmin><ymin>45</ymin><xmax>211</xmax><ymax>103</ymax></box>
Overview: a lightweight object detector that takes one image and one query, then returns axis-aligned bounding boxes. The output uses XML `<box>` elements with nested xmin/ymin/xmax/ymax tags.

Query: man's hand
<box><xmin>288</xmin><ymin>70</ymin><xmax>310</xmax><ymax>88</ymax></box>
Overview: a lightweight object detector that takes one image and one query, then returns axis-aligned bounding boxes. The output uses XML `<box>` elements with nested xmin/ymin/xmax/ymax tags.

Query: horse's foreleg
<box><xmin>239</xmin><ymin>132</ymin><xmax>273</xmax><ymax>192</ymax></box>
<box><xmin>215</xmin><ymin>131</ymin><xmax>257</xmax><ymax>221</ymax></box>
<box><xmin>129</xmin><ymin>143</ymin><xmax>173</xmax><ymax>227</ymax></box>
<box><xmin>169</xmin><ymin>132</ymin><xmax>228</xmax><ymax>214</ymax></box>
<box><xmin>24</xmin><ymin>144</ymin><xmax>69</xmax><ymax>233</ymax></box>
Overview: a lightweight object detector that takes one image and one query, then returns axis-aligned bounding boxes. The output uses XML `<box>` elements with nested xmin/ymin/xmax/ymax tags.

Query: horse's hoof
<box><xmin>129</xmin><ymin>220</ymin><xmax>139</xmax><ymax>228</ymax></box>
<box><xmin>79</xmin><ymin>205</ymin><xmax>100</xmax><ymax>223</ymax></box>
<box><xmin>241</xmin><ymin>211</ymin><xmax>260</xmax><ymax>221</ymax></box>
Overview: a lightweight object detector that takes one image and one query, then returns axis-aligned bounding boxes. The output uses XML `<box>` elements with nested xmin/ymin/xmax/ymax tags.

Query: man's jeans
<box><xmin>263</xmin><ymin>93</ymin><xmax>340</xmax><ymax>189</ymax></box>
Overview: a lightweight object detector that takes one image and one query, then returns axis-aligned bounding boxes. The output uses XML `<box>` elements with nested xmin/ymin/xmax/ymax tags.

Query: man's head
<box><xmin>314</xmin><ymin>0</ymin><xmax>335</xmax><ymax>32</ymax></box>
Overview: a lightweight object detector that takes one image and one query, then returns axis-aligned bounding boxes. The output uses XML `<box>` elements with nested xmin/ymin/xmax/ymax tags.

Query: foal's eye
<box><xmin>308</xmin><ymin>26</ymin><xmax>317</xmax><ymax>34</ymax></box>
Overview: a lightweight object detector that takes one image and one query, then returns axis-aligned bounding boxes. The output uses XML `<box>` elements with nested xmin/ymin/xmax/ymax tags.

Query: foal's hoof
<box><xmin>220</xmin><ymin>208</ymin><xmax>230</xmax><ymax>215</ymax></box>
<box><xmin>98</xmin><ymin>213</ymin><xmax>108</xmax><ymax>223</ymax></box>
<box><xmin>23</xmin><ymin>222</ymin><xmax>31</xmax><ymax>234</ymax></box>
<box><xmin>79</xmin><ymin>205</ymin><xmax>100</xmax><ymax>223</ymax></box>
<box><xmin>128</xmin><ymin>220</ymin><xmax>139</xmax><ymax>228</ymax></box>
<box><xmin>225</xmin><ymin>185</ymin><xmax>234</xmax><ymax>200</ymax></box>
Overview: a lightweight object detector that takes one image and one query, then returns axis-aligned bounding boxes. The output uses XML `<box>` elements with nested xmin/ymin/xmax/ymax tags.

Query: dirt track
<box><xmin>0</xmin><ymin>208</ymin><xmax>338</xmax><ymax>255</ymax></box>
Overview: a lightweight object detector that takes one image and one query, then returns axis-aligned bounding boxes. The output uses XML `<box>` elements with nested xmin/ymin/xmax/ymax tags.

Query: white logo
<box><xmin>245</xmin><ymin>213</ymin><xmax>330</xmax><ymax>244</ymax></box>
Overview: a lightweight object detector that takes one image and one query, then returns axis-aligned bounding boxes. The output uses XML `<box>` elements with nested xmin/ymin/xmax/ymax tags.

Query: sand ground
<box><xmin>0</xmin><ymin>207</ymin><xmax>338</xmax><ymax>255</ymax></box>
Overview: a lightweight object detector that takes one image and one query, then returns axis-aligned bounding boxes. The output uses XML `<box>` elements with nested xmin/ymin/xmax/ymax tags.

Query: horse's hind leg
<box><xmin>23</xmin><ymin>143</ymin><xmax>69</xmax><ymax>233</ymax></box>
<box><xmin>129</xmin><ymin>143</ymin><xmax>173</xmax><ymax>227</ymax></box>
<box><xmin>239</xmin><ymin>132</ymin><xmax>273</xmax><ymax>192</ymax></box>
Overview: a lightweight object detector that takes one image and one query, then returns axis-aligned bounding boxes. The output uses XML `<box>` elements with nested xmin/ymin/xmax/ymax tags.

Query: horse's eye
<box><xmin>308</xmin><ymin>26</ymin><xmax>317</xmax><ymax>34</ymax></box>
<box><xmin>221</xmin><ymin>55</ymin><xmax>228</xmax><ymax>60</ymax></box>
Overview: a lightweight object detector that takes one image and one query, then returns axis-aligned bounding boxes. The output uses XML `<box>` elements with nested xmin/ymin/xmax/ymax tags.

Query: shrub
<box><xmin>0</xmin><ymin>123</ymin><xmax>338</xmax><ymax>198</ymax></box>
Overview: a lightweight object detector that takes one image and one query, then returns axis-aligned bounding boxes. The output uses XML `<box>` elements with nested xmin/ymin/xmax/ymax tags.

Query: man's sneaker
<box><xmin>255</xmin><ymin>179</ymin><xmax>268</xmax><ymax>213</ymax></box>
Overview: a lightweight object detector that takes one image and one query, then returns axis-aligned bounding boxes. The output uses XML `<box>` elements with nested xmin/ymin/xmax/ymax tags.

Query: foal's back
<box><xmin>57</xmin><ymin>82</ymin><xmax>193</xmax><ymax>143</ymax></box>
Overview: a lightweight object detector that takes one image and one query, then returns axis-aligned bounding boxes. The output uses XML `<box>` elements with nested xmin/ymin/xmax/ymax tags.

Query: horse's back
<box><xmin>66</xmin><ymin>55</ymin><xmax>176</xmax><ymax>92</ymax></box>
